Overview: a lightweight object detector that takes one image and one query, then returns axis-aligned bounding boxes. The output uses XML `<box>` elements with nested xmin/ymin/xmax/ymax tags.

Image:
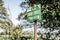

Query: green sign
<box><xmin>27</xmin><ymin>5</ymin><xmax>41</xmax><ymax>22</ymax></box>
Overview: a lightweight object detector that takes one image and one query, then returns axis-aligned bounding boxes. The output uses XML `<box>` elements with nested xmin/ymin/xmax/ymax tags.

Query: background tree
<box><xmin>19</xmin><ymin>0</ymin><xmax>60</xmax><ymax>40</ymax></box>
<box><xmin>10</xmin><ymin>25</ymin><xmax>22</xmax><ymax>40</ymax></box>
<box><xmin>20</xmin><ymin>0</ymin><xmax>60</xmax><ymax>30</ymax></box>
<box><xmin>0</xmin><ymin>0</ymin><xmax>13</xmax><ymax>35</ymax></box>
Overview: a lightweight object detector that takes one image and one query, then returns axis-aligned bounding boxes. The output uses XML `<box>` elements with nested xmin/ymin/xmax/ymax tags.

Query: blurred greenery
<box><xmin>20</xmin><ymin>0</ymin><xmax>60</xmax><ymax>28</ymax></box>
<box><xmin>18</xmin><ymin>0</ymin><xmax>60</xmax><ymax>40</ymax></box>
<box><xmin>0</xmin><ymin>0</ymin><xmax>23</xmax><ymax>40</ymax></box>
<box><xmin>0</xmin><ymin>0</ymin><xmax>60</xmax><ymax>40</ymax></box>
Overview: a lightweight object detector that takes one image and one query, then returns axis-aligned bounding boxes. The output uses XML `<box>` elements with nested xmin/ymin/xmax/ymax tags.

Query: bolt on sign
<box><xmin>27</xmin><ymin>4</ymin><xmax>41</xmax><ymax>22</ymax></box>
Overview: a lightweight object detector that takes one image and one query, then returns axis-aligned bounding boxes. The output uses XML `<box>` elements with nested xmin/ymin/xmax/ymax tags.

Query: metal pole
<box><xmin>34</xmin><ymin>20</ymin><xmax>37</xmax><ymax>40</ymax></box>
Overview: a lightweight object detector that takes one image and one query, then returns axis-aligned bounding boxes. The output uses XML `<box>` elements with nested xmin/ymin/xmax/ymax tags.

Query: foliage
<box><xmin>0</xmin><ymin>0</ymin><xmax>23</xmax><ymax>40</ymax></box>
<box><xmin>0</xmin><ymin>0</ymin><xmax>4</xmax><ymax>6</ymax></box>
<box><xmin>10</xmin><ymin>25</ymin><xmax>22</xmax><ymax>40</ymax></box>
<box><xmin>29</xmin><ymin>31</ymin><xmax>34</xmax><ymax>39</ymax></box>
<box><xmin>20</xmin><ymin>0</ymin><xmax>60</xmax><ymax>29</ymax></box>
<box><xmin>0</xmin><ymin>0</ymin><xmax>13</xmax><ymax>35</ymax></box>
<box><xmin>0</xmin><ymin>0</ymin><xmax>7</xmax><ymax>16</ymax></box>
<box><xmin>19</xmin><ymin>0</ymin><xmax>60</xmax><ymax>39</ymax></box>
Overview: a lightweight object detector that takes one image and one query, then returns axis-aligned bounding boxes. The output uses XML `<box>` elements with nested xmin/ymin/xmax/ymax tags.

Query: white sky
<box><xmin>3</xmin><ymin>0</ymin><xmax>25</xmax><ymax>25</ymax></box>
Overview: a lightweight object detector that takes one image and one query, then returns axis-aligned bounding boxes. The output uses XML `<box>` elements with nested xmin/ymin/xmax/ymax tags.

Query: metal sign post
<box><xmin>26</xmin><ymin>4</ymin><xmax>41</xmax><ymax>40</ymax></box>
<box><xmin>34</xmin><ymin>20</ymin><xmax>37</xmax><ymax>40</ymax></box>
